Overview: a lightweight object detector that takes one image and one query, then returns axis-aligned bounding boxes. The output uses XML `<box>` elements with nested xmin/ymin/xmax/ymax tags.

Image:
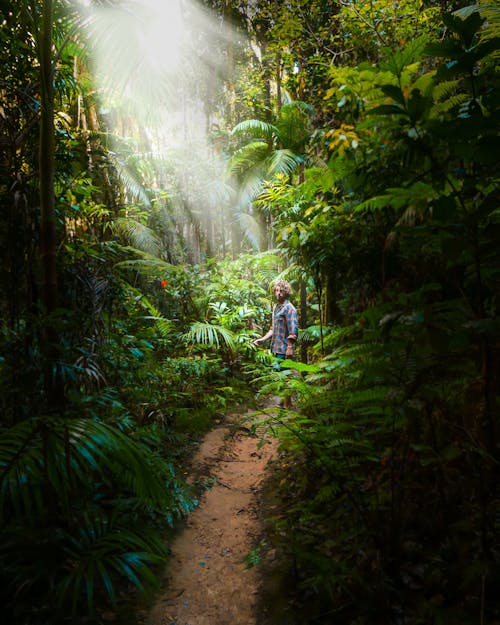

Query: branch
<box><xmin>338</xmin><ymin>0</ymin><xmax>390</xmax><ymax>48</ymax></box>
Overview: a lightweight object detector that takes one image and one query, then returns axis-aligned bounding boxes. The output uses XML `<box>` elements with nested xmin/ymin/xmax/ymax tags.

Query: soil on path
<box><xmin>147</xmin><ymin>412</ymin><xmax>279</xmax><ymax>625</ymax></box>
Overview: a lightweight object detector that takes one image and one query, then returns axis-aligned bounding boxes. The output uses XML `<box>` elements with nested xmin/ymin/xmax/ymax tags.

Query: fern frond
<box><xmin>115</xmin><ymin>257</ymin><xmax>172</xmax><ymax>276</ymax></box>
<box><xmin>432</xmin><ymin>79</ymin><xmax>460</xmax><ymax>101</ymax></box>
<box><xmin>355</xmin><ymin>194</ymin><xmax>393</xmax><ymax>212</ymax></box>
<box><xmin>357</xmin><ymin>182</ymin><xmax>437</xmax><ymax>214</ymax></box>
<box><xmin>432</xmin><ymin>93</ymin><xmax>469</xmax><ymax>116</ymax></box>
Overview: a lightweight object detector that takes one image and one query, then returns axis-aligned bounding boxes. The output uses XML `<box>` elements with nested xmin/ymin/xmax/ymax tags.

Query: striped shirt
<box><xmin>269</xmin><ymin>300</ymin><xmax>299</xmax><ymax>355</ymax></box>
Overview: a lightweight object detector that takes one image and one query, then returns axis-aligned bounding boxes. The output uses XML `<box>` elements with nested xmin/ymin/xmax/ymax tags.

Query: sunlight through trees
<box><xmin>1</xmin><ymin>1</ymin><xmax>499</xmax><ymax>623</ymax></box>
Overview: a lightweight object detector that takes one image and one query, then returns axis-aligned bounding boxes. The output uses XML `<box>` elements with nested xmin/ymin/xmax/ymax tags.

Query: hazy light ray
<box><xmin>73</xmin><ymin>0</ymin><xmax>249</xmax><ymax>257</ymax></box>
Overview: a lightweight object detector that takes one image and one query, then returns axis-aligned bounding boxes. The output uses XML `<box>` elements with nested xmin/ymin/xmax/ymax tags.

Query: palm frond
<box><xmin>266</xmin><ymin>149</ymin><xmax>301</xmax><ymax>176</ymax></box>
<box><xmin>111</xmin><ymin>217</ymin><xmax>162</xmax><ymax>256</ymax></box>
<box><xmin>277</xmin><ymin>103</ymin><xmax>314</xmax><ymax>150</ymax></box>
<box><xmin>231</xmin><ymin>119</ymin><xmax>279</xmax><ymax>140</ymax></box>
<box><xmin>106</xmin><ymin>152</ymin><xmax>151</xmax><ymax>207</ymax></box>
<box><xmin>237</xmin><ymin>172</ymin><xmax>267</xmax><ymax>206</ymax></box>
<box><xmin>281</xmin><ymin>101</ymin><xmax>315</xmax><ymax>117</ymax></box>
<box><xmin>455</xmin><ymin>3</ymin><xmax>500</xmax><ymax>43</ymax></box>
<box><xmin>228</xmin><ymin>142</ymin><xmax>270</xmax><ymax>176</ymax></box>
<box><xmin>182</xmin><ymin>322</ymin><xmax>236</xmax><ymax>351</ymax></box>
<box><xmin>237</xmin><ymin>212</ymin><xmax>262</xmax><ymax>250</ymax></box>
<box><xmin>58</xmin><ymin>513</ymin><xmax>165</xmax><ymax>611</ymax></box>
<box><xmin>0</xmin><ymin>416</ymin><xmax>177</xmax><ymax>522</ymax></box>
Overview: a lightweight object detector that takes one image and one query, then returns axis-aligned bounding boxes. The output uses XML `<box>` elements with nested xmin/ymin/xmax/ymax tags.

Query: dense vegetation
<box><xmin>1</xmin><ymin>1</ymin><xmax>499</xmax><ymax>624</ymax></box>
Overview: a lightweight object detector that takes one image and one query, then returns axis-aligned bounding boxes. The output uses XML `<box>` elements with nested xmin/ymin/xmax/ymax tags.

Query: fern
<box><xmin>432</xmin><ymin>78</ymin><xmax>460</xmax><ymax>101</ymax></box>
<box><xmin>119</xmin><ymin>282</ymin><xmax>173</xmax><ymax>338</ymax></box>
<box><xmin>432</xmin><ymin>92</ymin><xmax>469</xmax><ymax>116</ymax></box>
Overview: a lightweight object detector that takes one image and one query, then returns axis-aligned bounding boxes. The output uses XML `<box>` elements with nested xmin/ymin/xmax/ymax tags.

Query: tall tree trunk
<box><xmin>224</xmin><ymin>0</ymin><xmax>236</xmax><ymax>127</ymax></box>
<box><xmin>298</xmin><ymin>163</ymin><xmax>307</xmax><ymax>362</ymax></box>
<box><xmin>274</xmin><ymin>0</ymin><xmax>282</xmax><ymax>112</ymax></box>
<box><xmin>260</xmin><ymin>42</ymin><xmax>273</xmax><ymax>122</ymax></box>
<box><xmin>39</xmin><ymin>0</ymin><xmax>63</xmax><ymax>407</ymax></box>
<box><xmin>275</xmin><ymin>50</ymin><xmax>282</xmax><ymax>112</ymax></box>
<box><xmin>299</xmin><ymin>279</ymin><xmax>307</xmax><ymax>363</ymax></box>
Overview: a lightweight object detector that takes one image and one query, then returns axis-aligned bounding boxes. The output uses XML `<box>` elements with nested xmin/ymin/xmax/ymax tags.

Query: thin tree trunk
<box><xmin>224</xmin><ymin>0</ymin><xmax>236</xmax><ymax>127</ymax></box>
<box><xmin>300</xmin><ymin>279</ymin><xmax>307</xmax><ymax>363</ymax></box>
<box><xmin>274</xmin><ymin>0</ymin><xmax>282</xmax><ymax>112</ymax></box>
<box><xmin>298</xmin><ymin>163</ymin><xmax>307</xmax><ymax>362</ymax></box>
<box><xmin>39</xmin><ymin>0</ymin><xmax>63</xmax><ymax>407</ymax></box>
<box><xmin>276</xmin><ymin>50</ymin><xmax>282</xmax><ymax>112</ymax></box>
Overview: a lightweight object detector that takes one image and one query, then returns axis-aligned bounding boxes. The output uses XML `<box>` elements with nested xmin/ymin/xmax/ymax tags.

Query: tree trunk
<box><xmin>39</xmin><ymin>0</ymin><xmax>63</xmax><ymax>407</ymax></box>
<box><xmin>298</xmin><ymin>163</ymin><xmax>307</xmax><ymax>362</ymax></box>
<box><xmin>274</xmin><ymin>0</ymin><xmax>282</xmax><ymax>112</ymax></box>
<box><xmin>299</xmin><ymin>278</ymin><xmax>307</xmax><ymax>363</ymax></box>
<box><xmin>224</xmin><ymin>0</ymin><xmax>236</xmax><ymax>127</ymax></box>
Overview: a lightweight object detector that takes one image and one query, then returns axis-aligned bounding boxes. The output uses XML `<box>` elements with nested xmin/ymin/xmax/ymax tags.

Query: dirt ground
<box><xmin>146</xmin><ymin>412</ymin><xmax>279</xmax><ymax>625</ymax></box>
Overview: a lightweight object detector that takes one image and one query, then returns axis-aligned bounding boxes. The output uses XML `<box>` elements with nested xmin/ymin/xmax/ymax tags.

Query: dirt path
<box><xmin>147</xmin><ymin>413</ymin><xmax>278</xmax><ymax>625</ymax></box>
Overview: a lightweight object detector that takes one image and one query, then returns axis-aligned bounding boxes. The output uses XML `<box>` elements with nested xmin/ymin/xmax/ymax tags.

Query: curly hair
<box><xmin>272</xmin><ymin>279</ymin><xmax>292</xmax><ymax>297</ymax></box>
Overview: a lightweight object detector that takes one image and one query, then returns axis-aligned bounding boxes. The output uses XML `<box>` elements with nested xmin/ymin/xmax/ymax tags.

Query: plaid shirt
<box><xmin>269</xmin><ymin>300</ymin><xmax>298</xmax><ymax>355</ymax></box>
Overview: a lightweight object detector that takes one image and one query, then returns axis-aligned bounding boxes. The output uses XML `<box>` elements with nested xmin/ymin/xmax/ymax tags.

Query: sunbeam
<box><xmin>73</xmin><ymin>0</ymin><xmax>243</xmax><ymax>260</ymax></box>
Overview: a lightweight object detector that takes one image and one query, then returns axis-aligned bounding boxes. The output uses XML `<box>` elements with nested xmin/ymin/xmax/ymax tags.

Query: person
<box><xmin>254</xmin><ymin>279</ymin><xmax>299</xmax><ymax>407</ymax></box>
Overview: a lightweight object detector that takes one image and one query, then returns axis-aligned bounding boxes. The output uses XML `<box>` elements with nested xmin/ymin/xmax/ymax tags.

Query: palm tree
<box><xmin>228</xmin><ymin>100</ymin><xmax>316</xmax><ymax>250</ymax></box>
<box><xmin>228</xmin><ymin>100</ymin><xmax>317</xmax><ymax>362</ymax></box>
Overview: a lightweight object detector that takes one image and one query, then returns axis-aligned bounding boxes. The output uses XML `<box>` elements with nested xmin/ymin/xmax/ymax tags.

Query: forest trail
<box><xmin>147</xmin><ymin>411</ymin><xmax>279</xmax><ymax>625</ymax></box>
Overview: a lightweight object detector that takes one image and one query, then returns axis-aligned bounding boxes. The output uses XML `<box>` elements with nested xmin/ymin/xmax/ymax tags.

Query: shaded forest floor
<box><xmin>145</xmin><ymin>408</ymin><xmax>293</xmax><ymax>625</ymax></box>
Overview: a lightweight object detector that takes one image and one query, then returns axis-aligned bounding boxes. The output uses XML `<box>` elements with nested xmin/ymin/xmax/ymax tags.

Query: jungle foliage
<box><xmin>253</xmin><ymin>5</ymin><xmax>500</xmax><ymax>625</ymax></box>
<box><xmin>1</xmin><ymin>1</ymin><xmax>499</xmax><ymax>624</ymax></box>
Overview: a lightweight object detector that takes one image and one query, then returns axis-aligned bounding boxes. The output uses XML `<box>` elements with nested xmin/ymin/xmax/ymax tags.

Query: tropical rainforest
<box><xmin>1</xmin><ymin>0</ymin><xmax>499</xmax><ymax>623</ymax></box>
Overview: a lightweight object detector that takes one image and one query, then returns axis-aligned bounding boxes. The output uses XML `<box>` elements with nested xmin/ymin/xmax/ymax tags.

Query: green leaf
<box><xmin>370</xmin><ymin>104</ymin><xmax>407</xmax><ymax>116</ymax></box>
<box><xmin>380</xmin><ymin>84</ymin><xmax>406</xmax><ymax>106</ymax></box>
<box><xmin>281</xmin><ymin>359</ymin><xmax>320</xmax><ymax>373</ymax></box>
<box><xmin>379</xmin><ymin>35</ymin><xmax>428</xmax><ymax>76</ymax></box>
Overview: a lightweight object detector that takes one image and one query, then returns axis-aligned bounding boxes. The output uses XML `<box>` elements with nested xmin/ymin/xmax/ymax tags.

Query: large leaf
<box><xmin>379</xmin><ymin>35</ymin><xmax>428</xmax><ymax>76</ymax></box>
